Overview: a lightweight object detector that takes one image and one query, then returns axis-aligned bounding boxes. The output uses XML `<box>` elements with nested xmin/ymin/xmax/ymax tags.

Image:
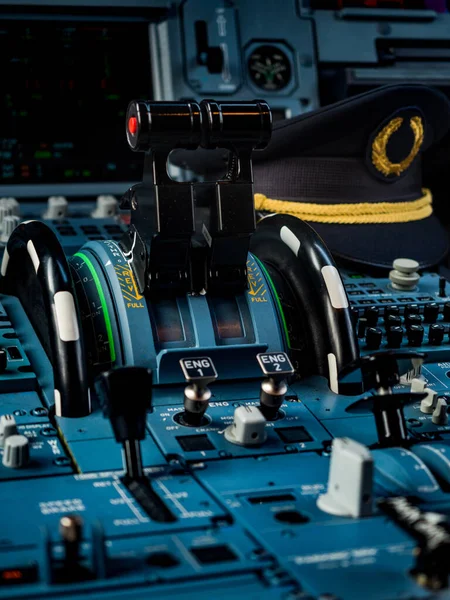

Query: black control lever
<box><xmin>95</xmin><ymin>367</ymin><xmax>176</xmax><ymax>523</ymax></box>
<box><xmin>121</xmin><ymin>99</ymin><xmax>271</xmax><ymax>297</ymax></box>
<box><xmin>341</xmin><ymin>350</ymin><xmax>427</xmax><ymax>447</ymax></box>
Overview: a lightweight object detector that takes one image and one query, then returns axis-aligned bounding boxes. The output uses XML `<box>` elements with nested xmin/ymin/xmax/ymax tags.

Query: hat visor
<box><xmin>292</xmin><ymin>214</ymin><xmax>449</xmax><ymax>270</ymax></box>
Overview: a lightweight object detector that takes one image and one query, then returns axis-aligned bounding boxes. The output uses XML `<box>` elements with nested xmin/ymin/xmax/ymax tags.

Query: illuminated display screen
<box><xmin>0</xmin><ymin>21</ymin><xmax>152</xmax><ymax>184</ymax></box>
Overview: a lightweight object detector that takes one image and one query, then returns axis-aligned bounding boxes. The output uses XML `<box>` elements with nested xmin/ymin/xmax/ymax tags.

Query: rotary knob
<box><xmin>2</xmin><ymin>434</ymin><xmax>30</xmax><ymax>468</ymax></box>
<box><xmin>389</xmin><ymin>259</ymin><xmax>420</xmax><ymax>291</ymax></box>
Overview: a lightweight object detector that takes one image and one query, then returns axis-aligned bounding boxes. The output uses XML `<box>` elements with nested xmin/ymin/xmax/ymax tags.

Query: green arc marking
<box><xmin>74</xmin><ymin>252</ymin><xmax>116</xmax><ymax>363</ymax></box>
<box><xmin>253</xmin><ymin>255</ymin><xmax>291</xmax><ymax>349</ymax></box>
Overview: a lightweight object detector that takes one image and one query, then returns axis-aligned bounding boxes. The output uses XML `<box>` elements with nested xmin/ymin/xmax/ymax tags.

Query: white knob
<box><xmin>91</xmin><ymin>195</ymin><xmax>118</xmax><ymax>218</ymax></box>
<box><xmin>392</xmin><ymin>258</ymin><xmax>419</xmax><ymax>274</ymax></box>
<box><xmin>411</xmin><ymin>378</ymin><xmax>426</xmax><ymax>393</ymax></box>
<box><xmin>420</xmin><ymin>389</ymin><xmax>438</xmax><ymax>414</ymax></box>
<box><xmin>0</xmin><ymin>215</ymin><xmax>20</xmax><ymax>243</ymax></box>
<box><xmin>2</xmin><ymin>434</ymin><xmax>29</xmax><ymax>468</ymax></box>
<box><xmin>389</xmin><ymin>258</ymin><xmax>420</xmax><ymax>290</ymax></box>
<box><xmin>224</xmin><ymin>405</ymin><xmax>267</xmax><ymax>446</ymax></box>
<box><xmin>0</xmin><ymin>197</ymin><xmax>19</xmax><ymax>220</ymax></box>
<box><xmin>432</xmin><ymin>397</ymin><xmax>448</xmax><ymax>425</ymax></box>
<box><xmin>0</xmin><ymin>415</ymin><xmax>18</xmax><ymax>448</ymax></box>
<box><xmin>43</xmin><ymin>196</ymin><xmax>68</xmax><ymax>220</ymax></box>
<box><xmin>317</xmin><ymin>437</ymin><xmax>373</xmax><ymax>518</ymax></box>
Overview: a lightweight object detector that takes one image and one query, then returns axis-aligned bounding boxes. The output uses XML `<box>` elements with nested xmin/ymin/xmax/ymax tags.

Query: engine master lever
<box><xmin>256</xmin><ymin>352</ymin><xmax>294</xmax><ymax>421</ymax></box>
<box><xmin>95</xmin><ymin>367</ymin><xmax>176</xmax><ymax>523</ymax></box>
<box><xmin>179</xmin><ymin>357</ymin><xmax>218</xmax><ymax>426</ymax></box>
<box><xmin>121</xmin><ymin>99</ymin><xmax>271</xmax><ymax>297</ymax></box>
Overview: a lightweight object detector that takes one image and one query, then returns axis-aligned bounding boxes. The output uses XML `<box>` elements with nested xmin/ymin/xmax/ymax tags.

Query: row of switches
<box><xmin>0</xmin><ymin>195</ymin><xmax>118</xmax><ymax>232</ymax></box>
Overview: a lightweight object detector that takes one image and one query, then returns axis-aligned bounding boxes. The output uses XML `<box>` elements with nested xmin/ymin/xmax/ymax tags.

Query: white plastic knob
<box><xmin>91</xmin><ymin>195</ymin><xmax>118</xmax><ymax>218</ymax></box>
<box><xmin>2</xmin><ymin>434</ymin><xmax>29</xmax><ymax>468</ymax></box>
<box><xmin>317</xmin><ymin>437</ymin><xmax>373</xmax><ymax>518</ymax></box>
<box><xmin>389</xmin><ymin>258</ymin><xmax>420</xmax><ymax>290</ymax></box>
<box><xmin>420</xmin><ymin>389</ymin><xmax>438</xmax><ymax>414</ymax></box>
<box><xmin>0</xmin><ymin>415</ymin><xmax>18</xmax><ymax>448</ymax></box>
<box><xmin>0</xmin><ymin>215</ymin><xmax>20</xmax><ymax>243</ymax></box>
<box><xmin>392</xmin><ymin>258</ymin><xmax>419</xmax><ymax>274</ymax></box>
<box><xmin>432</xmin><ymin>397</ymin><xmax>448</xmax><ymax>425</ymax></box>
<box><xmin>224</xmin><ymin>405</ymin><xmax>267</xmax><ymax>446</ymax></box>
<box><xmin>43</xmin><ymin>196</ymin><xmax>68</xmax><ymax>219</ymax></box>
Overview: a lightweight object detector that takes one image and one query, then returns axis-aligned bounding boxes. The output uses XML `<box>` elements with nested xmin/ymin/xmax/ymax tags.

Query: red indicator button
<box><xmin>128</xmin><ymin>116</ymin><xmax>137</xmax><ymax>135</ymax></box>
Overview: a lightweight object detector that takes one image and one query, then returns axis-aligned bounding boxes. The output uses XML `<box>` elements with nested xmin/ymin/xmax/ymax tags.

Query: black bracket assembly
<box><xmin>120</xmin><ymin>99</ymin><xmax>272</xmax><ymax>297</ymax></box>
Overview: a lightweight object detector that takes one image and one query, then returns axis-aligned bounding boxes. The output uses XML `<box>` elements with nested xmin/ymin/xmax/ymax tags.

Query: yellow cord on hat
<box><xmin>254</xmin><ymin>188</ymin><xmax>432</xmax><ymax>224</ymax></box>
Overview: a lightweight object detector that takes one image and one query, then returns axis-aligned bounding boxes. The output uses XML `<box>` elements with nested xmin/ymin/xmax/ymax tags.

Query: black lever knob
<box><xmin>423</xmin><ymin>303</ymin><xmax>439</xmax><ymax>324</ymax></box>
<box><xmin>0</xmin><ymin>349</ymin><xmax>7</xmax><ymax>374</ymax></box>
<box><xmin>429</xmin><ymin>324</ymin><xmax>445</xmax><ymax>345</ymax></box>
<box><xmin>407</xmin><ymin>324</ymin><xmax>424</xmax><ymax>347</ymax></box>
<box><xmin>95</xmin><ymin>367</ymin><xmax>153</xmax><ymax>481</ymax></box>
<box><xmin>357</xmin><ymin>317</ymin><xmax>368</xmax><ymax>339</ymax></box>
<box><xmin>364</xmin><ymin>306</ymin><xmax>379</xmax><ymax>327</ymax></box>
<box><xmin>386</xmin><ymin>325</ymin><xmax>404</xmax><ymax>348</ymax></box>
<box><xmin>444</xmin><ymin>302</ymin><xmax>450</xmax><ymax>322</ymax></box>
<box><xmin>95</xmin><ymin>368</ymin><xmax>176</xmax><ymax>524</ymax></box>
<box><xmin>385</xmin><ymin>314</ymin><xmax>402</xmax><ymax>331</ymax></box>
<box><xmin>359</xmin><ymin>352</ymin><xmax>400</xmax><ymax>391</ymax></box>
<box><xmin>365</xmin><ymin>327</ymin><xmax>383</xmax><ymax>350</ymax></box>
<box><xmin>405</xmin><ymin>304</ymin><xmax>420</xmax><ymax>318</ymax></box>
<box><xmin>95</xmin><ymin>367</ymin><xmax>152</xmax><ymax>444</ymax></box>
<box><xmin>384</xmin><ymin>306</ymin><xmax>400</xmax><ymax>320</ymax></box>
<box><xmin>405</xmin><ymin>313</ymin><xmax>423</xmax><ymax>328</ymax></box>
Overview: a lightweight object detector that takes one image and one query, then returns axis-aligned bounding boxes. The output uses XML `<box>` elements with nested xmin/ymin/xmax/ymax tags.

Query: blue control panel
<box><xmin>0</xmin><ymin>201</ymin><xmax>448</xmax><ymax>600</ymax></box>
<box><xmin>1</xmin><ymin>1</ymin><xmax>450</xmax><ymax>597</ymax></box>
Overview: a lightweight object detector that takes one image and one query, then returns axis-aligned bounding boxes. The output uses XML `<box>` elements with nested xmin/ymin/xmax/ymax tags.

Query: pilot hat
<box><xmin>172</xmin><ymin>84</ymin><xmax>450</xmax><ymax>270</ymax></box>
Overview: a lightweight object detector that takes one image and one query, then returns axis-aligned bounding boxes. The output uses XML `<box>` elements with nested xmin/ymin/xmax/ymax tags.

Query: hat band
<box><xmin>254</xmin><ymin>188</ymin><xmax>432</xmax><ymax>224</ymax></box>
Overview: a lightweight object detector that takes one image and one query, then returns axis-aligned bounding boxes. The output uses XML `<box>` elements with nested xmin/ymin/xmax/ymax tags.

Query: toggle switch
<box><xmin>224</xmin><ymin>405</ymin><xmax>267</xmax><ymax>446</ymax></box>
<box><xmin>179</xmin><ymin>357</ymin><xmax>217</xmax><ymax>426</ymax></box>
<box><xmin>257</xmin><ymin>352</ymin><xmax>294</xmax><ymax>421</ymax></box>
<box><xmin>317</xmin><ymin>437</ymin><xmax>373</xmax><ymax>518</ymax></box>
